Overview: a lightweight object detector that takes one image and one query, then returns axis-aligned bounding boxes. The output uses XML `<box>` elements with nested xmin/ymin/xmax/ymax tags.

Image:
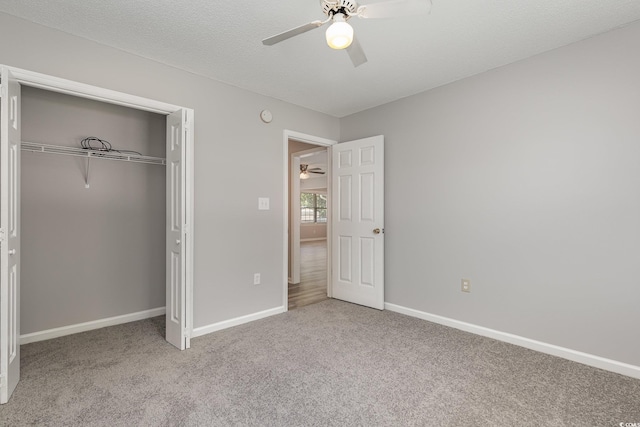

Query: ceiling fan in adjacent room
<box><xmin>300</xmin><ymin>164</ymin><xmax>326</xmax><ymax>179</ymax></box>
<box><xmin>262</xmin><ymin>0</ymin><xmax>432</xmax><ymax>67</ymax></box>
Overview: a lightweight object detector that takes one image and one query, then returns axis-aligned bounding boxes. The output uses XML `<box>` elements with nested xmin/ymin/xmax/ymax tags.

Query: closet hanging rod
<box><xmin>21</xmin><ymin>141</ymin><xmax>166</xmax><ymax>166</ymax></box>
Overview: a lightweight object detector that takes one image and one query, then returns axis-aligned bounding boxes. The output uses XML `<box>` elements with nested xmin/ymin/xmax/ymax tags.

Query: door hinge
<box><xmin>0</xmin><ymin>228</ymin><xmax>5</xmax><ymax>242</ymax></box>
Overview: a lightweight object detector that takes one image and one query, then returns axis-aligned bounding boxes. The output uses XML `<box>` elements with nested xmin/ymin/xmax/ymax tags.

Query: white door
<box><xmin>331</xmin><ymin>136</ymin><xmax>384</xmax><ymax>309</ymax></box>
<box><xmin>166</xmin><ymin>109</ymin><xmax>188</xmax><ymax>350</ymax></box>
<box><xmin>0</xmin><ymin>67</ymin><xmax>21</xmax><ymax>403</ymax></box>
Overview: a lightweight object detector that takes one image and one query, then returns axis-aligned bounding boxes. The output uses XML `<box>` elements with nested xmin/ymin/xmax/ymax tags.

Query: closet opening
<box><xmin>20</xmin><ymin>86</ymin><xmax>167</xmax><ymax>343</ymax></box>
<box><xmin>1</xmin><ymin>65</ymin><xmax>194</xmax><ymax>403</ymax></box>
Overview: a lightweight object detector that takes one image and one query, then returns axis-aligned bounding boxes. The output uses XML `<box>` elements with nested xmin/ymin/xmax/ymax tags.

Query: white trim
<box><xmin>191</xmin><ymin>306</ymin><xmax>285</xmax><ymax>338</ymax></box>
<box><xmin>285</xmin><ymin>130</ymin><xmax>337</xmax><ymax>147</ymax></box>
<box><xmin>8</xmin><ymin>66</ymin><xmax>179</xmax><ymax>114</ymax></box>
<box><xmin>300</xmin><ymin>237</ymin><xmax>327</xmax><ymax>242</ymax></box>
<box><xmin>385</xmin><ymin>303</ymin><xmax>640</xmax><ymax>380</ymax></box>
<box><xmin>20</xmin><ymin>307</ymin><xmax>166</xmax><ymax>345</ymax></box>
<box><xmin>185</xmin><ymin>108</ymin><xmax>195</xmax><ymax>349</ymax></box>
<box><xmin>283</xmin><ymin>130</ymin><xmax>337</xmax><ymax>311</ymax></box>
<box><xmin>291</xmin><ymin>155</ymin><xmax>301</xmax><ymax>285</ymax></box>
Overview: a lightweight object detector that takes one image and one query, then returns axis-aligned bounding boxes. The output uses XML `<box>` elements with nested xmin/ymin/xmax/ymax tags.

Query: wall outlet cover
<box><xmin>462</xmin><ymin>279</ymin><xmax>471</xmax><ymax>293</ymax></box>
<box><xmin>258</xmin><ymin>197</ymin><xmax>270</xmax><ymax>210</ymax></box>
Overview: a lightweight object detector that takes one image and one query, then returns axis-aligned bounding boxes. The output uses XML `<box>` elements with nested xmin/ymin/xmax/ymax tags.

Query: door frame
<box><xmin>2</xmin><ymin>65</ymin><xmax>194</xmax><ymax>347</ymax></box>
<box><xmin>282</xmin><ymin>130</ymin><xmax>336</xmax><ymax>310</ymax></box>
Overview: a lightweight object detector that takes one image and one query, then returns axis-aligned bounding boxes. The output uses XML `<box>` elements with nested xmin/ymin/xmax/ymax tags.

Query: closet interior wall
<box><xmin>20</xmin><ymin>86</ymin><xmax>166</xmax><ymax>335</ymax></box>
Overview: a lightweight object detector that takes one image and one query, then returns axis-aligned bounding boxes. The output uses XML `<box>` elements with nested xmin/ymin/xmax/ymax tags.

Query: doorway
<box><xmin>283</xmin><ymin>133</ymin><xmax>386</xmax><ymax>312</ymax></box>
<box><xmin>283</xmin><ymin>131</ymin><xmax>336</xmax><ymax>311</ymax></box>
<box><xmin>289</xmin><ymin>146</ymin><xmax>328</xmax><ymax>309</ymax></box>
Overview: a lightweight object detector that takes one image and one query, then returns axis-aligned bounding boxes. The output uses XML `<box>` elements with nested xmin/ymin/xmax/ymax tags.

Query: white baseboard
<box><xmin>300</xmin><ymin>237</ymin><xmax>327</xmax><ymax>242</ymax></box>
<box><xmin>192</xmin><ymin>306</ymin><xmax>286</xmax><ymax>338</ymax></box>
<box><xmin>20</xmin><ymin>307</ymin><xmax>166</xmax><ymax>345</ymax></box>
<box><xmin>385</xmin><ymin>303</ymin><xmax>640</xmax><ymax>380</ymax></box>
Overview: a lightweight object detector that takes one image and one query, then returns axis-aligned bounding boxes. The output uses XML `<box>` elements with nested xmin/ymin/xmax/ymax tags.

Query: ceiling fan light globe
<box><xmin>326</xmin><ymin>20</ymin><xmax>353</xmax><ymax>49</ymax></box>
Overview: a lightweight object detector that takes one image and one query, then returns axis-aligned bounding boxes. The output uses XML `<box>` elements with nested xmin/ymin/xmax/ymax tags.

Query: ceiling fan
<box><xmin>262</xmin><ymin>0</ymin><xmax>432</xmax><ymax>67</ymax></box>
<box><xmin>300</xmin><ymin>164</ymin><xmax>326</xmax><ymax>179</ymax></box>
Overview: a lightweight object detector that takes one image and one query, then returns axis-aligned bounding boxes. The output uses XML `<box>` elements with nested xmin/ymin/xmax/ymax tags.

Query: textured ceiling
<box><xmin>1</xmin><ymin>0</ymin><xmax>640</xmax><ymax>117</ymax></box>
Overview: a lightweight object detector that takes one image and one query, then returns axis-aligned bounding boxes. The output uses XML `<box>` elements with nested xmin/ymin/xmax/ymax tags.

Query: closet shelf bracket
<box><xmin>85</xmin><ymin>157</ymin><xmax>91</xmax><ymax>189</ymax></box>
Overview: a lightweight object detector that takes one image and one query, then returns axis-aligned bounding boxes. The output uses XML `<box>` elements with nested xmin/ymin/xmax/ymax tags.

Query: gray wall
<box><xmin>301</xmin><ymin>224</ymin><xmax>326</xmax><ymax>240</ymax></box>
<box><xmin>340</xmin><ymin>21</ymin><xmax>640</xmax><ymax>366</ymax></box>
<box><xmin>0</xmin><ymin>13</ymin><xmax>340</xmax><ymax>329</ymax></box>
<box><xmin>300</xmin><ymin>175</ymin><xmax>327</xmax><ymax>190</ymax></box>
<box><xmin>21</xmin><ymin>87</ymin><xmax>166</xmax><ymax>334</ymax></box>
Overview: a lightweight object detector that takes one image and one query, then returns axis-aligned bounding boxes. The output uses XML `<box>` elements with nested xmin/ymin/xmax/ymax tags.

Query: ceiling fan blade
<box><xmin>358</xmin><ymin>0</ymin><xmax>431</xmax><ymax>19</ymax></box>
<box><xmin>346</xmin><ymin>35</ymin><xmax>367</xmax><ymax>67</ymax></box>
<box><xmin>309</xmin><ymin>170</ymin><xmax>326</xmax><ymax>174</ymax></box>
<box><xmin>262</xmin><ymin>20</ymin><xmax>325</xmax><ymax>46</ymax></box>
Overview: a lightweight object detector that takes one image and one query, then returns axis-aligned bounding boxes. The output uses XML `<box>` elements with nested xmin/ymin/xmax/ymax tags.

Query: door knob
<box><xmin>176</xmin><ymin>240</ymin><xmax>181</xmax><ymax>245</ymax></box>
<box><xmin>8</xmin><ymin>249</ymin><xmax>16</xmax><ymax>255</ymax></box>
<box><xmin>373</xmin><ymin>228</ymin><xmax>381</xmax><ymax>235</ymax></box>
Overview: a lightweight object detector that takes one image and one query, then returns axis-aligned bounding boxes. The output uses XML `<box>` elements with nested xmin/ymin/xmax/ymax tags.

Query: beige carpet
<box><xmin>1</xmin><ymin>299</ymin><xmax>639</xmax><ymax>426</ymax></box>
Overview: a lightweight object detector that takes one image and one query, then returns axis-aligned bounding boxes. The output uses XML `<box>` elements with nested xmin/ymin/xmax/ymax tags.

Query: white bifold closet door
<box><xmin>166</xmin><ymin>109</ymin><xmax>188</xmax><ymax>350</ymax></box>
<box><xmin>0</xmin><ymin>66</ymin><xmax>21</xmax><ymax>404</ymax></box>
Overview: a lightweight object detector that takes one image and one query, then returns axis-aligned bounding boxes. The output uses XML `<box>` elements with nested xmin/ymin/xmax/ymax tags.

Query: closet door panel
<box><xmin>0</xmin><ymin>66</ymin><xmax>21</xmax><ymax>404</ymax></box>
<box><xmin>166</xmin><ymin>109</ymin><xmax>186</xmax><ymax>350</ymax></box>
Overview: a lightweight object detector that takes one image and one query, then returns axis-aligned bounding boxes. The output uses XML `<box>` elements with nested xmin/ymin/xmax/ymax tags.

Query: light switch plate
<box><xmin>258</xmin><ymin>197</ymin><xmax>270</xmax><ymax>210</ymax></box>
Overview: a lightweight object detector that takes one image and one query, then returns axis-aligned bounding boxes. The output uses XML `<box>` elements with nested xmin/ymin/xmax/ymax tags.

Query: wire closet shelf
<box><xmin>21</xmin><ymin>141</ymin><xmax>166</xmax><ymax>166</ymax></box>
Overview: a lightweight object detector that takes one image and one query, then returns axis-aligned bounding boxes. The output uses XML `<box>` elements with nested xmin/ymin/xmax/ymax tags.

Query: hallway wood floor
<box><xmin>288</xmin><ymin>240</ymin><xmax>328</xmax><ymax>310</ymax></box>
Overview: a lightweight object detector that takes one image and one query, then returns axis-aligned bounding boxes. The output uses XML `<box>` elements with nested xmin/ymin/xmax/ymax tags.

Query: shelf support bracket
<box><xmin>85</xmin><ymin>156</ymin><xmax>91</xmax><ymax>188</ymax></box>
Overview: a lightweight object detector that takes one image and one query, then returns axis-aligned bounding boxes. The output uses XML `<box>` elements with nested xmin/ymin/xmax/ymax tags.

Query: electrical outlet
<box><xmin>461</xmin><ymin>279</ymin><xmax>471</xmax><ymax>293</ymax></box>
<box><xmin>254</xmin><ymin>273</ymin><xmax>261</xmax><ymax>285</ymax></box>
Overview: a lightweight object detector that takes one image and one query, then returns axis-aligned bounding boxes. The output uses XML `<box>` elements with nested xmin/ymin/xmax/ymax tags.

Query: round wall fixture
<box><xmin>260</xmin><ymin>109</ymin><xmax>273</xmax><ymax>123</ymax></box>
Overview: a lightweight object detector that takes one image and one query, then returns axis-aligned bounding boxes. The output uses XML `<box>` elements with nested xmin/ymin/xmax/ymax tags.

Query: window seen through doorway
<box><xmin>301</xmin><ymin>193</ymin><xmax>327</xmax><ymax>223</ymax></box>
